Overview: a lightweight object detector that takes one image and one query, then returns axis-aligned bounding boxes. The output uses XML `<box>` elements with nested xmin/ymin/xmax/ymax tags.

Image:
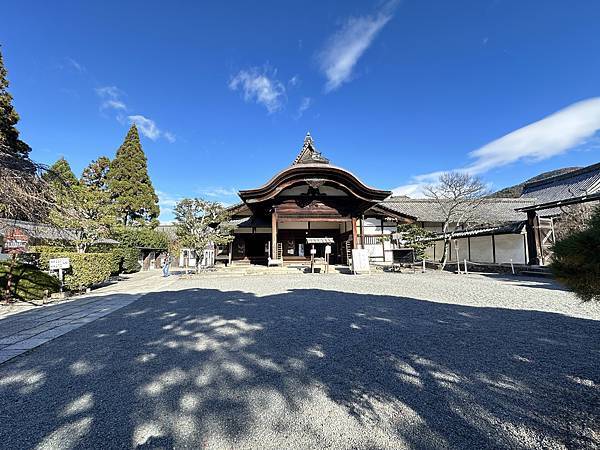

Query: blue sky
<box><xmin>2</xmin><ymin>0</ymin><xmax>600</xmax><ymax>222</ymax></box>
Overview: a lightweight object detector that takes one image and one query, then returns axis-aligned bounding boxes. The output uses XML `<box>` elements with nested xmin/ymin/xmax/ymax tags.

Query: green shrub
<box><xmin>0</xmin><ymin>261</ymin><xmax>60</xmax><ymax>300</ymax></box>
<box><xmin>111</xmin><ymin>247</ymin><xmax>141</xmax><ymax>274</ymax></box>
<box><xmin>551</xmin><ymin>206</ymin><xmax>600</xmax><ymax>301</ymax></box>
<box><xmin>111</xmin><ymin>227</ymin><xmax>169</xmax><ymax>249</ymax></box>
<box><xmin>37</xmin><ymin>251</ymin><xmax>114</xmax><ymax>292</ymax></box>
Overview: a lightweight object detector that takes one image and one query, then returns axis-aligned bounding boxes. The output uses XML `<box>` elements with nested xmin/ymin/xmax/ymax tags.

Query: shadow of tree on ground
<box><xmin>0</xmin><ymin>287</ymin><xmax>598</xmax><ymax>449</ymax></box>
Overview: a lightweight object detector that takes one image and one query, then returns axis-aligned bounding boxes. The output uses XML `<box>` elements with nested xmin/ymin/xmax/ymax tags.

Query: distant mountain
<box><xmin>489</xmin><ymin>167</ymin><xmax>581</xmax><ymax>198</ymax></box>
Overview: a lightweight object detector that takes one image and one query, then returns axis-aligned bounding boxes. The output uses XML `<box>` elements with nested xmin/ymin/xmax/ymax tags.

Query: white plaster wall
<box><xmin>450</xmin><ymin>238</ymin><xmax>469</xmax><ymax>262</ymax></box>
<box><xmin>469</xmin><ymin>236</ymin><xmax>493</xmax><ymax>263</ymax></box>
<box><xmin>254</xmin><ymin>227</ymin><xmax>272</xmax><ymax>233</ymax></box>
<box><xmin>278</xmin><ymin>221</ymin><xmax>308</xmax><ymax>229</ymax></box>
<box><xmin>424</xmin><ymin>244</ymin><xmax>435</xmax><ymax>260</ymax></box>
<box><xmin>310</xmin><ymin>222</ymin><xmax>340</xmax><ymax>229</ymax></box>
<box><xmin>366</xmin><ymin>243</ymin><xmax>384</xmax><ymax>259</ymax></box>
<box><xmin>495</xmin><ymin>234</ymin><xmax>526</xmax><ymax>264</ymax></box>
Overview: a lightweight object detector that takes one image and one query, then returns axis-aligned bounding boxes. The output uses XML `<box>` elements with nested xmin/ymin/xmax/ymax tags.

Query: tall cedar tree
<box><xmin>107</xmin><ymin>125</ymin><xmax>159</xmax><ymax>227</ymax></box>
<box><xmin>0</xmin><ymin>46</ymin><xmax>31</xmax><ymax>160</ymax></box>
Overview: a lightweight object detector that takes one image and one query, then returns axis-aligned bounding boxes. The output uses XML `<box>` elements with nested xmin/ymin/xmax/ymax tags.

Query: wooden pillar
<box><xmin>360</xmin><ymin>215</ymin><xmax>366</xmax><ymax>250</ymax></box>
<box><xmin>271</xmin><ymin>211</ymin><xmax>278</xmax><ymax>260</ymax></box>
<box><xmin>525</xmin><ymin>210</ymin><xmax>539</xmax><ymax>265</ymax></box>
<box><xmin>351</xmin><ymin>217</ymin><xmax>358</xmax><ymax>249</ymax></box>
<box><xmin>491</xmin><ymin>234</ymin><xmax>496</xmax><ymax>264</ymax></box>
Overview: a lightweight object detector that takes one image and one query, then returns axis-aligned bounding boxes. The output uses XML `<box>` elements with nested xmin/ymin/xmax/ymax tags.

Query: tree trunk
<box><xmin>3</xmin><ymin>253</ymin><xmax>17</xmax><ymax>304</ymax></box>
<box><xmin>440</xmin><ymin>238</ymin><xmax>450</xmax><ymax>270</ymax></box>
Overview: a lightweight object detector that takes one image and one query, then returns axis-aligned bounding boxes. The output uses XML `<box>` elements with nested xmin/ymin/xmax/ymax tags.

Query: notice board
<box><xmin>351</xmin><ymin>249</ymin><xmax>370</xmax><ymax>274</ymax></box>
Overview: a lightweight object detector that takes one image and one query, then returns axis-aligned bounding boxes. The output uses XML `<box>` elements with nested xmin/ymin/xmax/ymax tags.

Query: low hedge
<box><xmin>37</xmin><ymin>251</ymin><xmax>114</xmax><ymax>292</ymax></box>
<box><xmin>0</xmin><ymin>261</ymin><xmax>61</xmax><ymax>300</ymax></box>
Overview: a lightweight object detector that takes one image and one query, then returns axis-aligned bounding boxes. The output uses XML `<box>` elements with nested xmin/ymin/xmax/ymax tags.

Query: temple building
<box><xmin>226</xmin><ymin>133</ymin><xmax>404</xmax><ymax>265</ymax></box>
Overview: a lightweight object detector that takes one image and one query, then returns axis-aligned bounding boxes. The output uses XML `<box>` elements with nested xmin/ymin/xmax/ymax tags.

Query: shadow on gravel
<box><xmin>0</xmin><ymin>288</ymin><xmax>598</xmax><ymax>449</ymax></box>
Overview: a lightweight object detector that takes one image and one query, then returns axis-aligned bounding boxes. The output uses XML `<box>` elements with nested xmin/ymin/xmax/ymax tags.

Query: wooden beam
<box><xmin>352</xmin><ymin>217</ymin><xmax>358</xmax><ymax>249</ymax></box>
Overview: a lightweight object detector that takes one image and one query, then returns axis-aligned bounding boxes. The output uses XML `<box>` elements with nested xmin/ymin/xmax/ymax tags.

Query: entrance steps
<box><xmin>520</xmin><ymin>266</ymin><xmax>553</xmax><ymax>278</ymax></box>
<box><xmin>181</xmin><ymin>263</ymin><xmax>352</xmax><ymax>277</ymax></box>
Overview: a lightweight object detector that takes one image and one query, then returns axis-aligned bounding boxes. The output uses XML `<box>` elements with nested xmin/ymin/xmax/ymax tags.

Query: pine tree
<box><xmin>81</xmin><ymin>156</ymin><xmax>110</xmax><ymax>190</ymax></box>
<box><xmin>43</xmin><ymin>157</ymin><xmax>78</xmax><ymax>192</ymax></box>
<box><xmin>0</xmin><ymin>46</ymin><xmax>31</xmax><ymax>159</ymax></box>
<box><xmin>107</xmin><ymin>125</ymin><xmax>159</xmax><ymax>227</ymax></box>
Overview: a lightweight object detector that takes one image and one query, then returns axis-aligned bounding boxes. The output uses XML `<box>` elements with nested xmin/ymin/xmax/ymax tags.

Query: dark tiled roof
<box><xmin>0</xmin><ymin>219</ymin><xmax>77</xmax><ymax>241</ymax></box>
<box><xmin>420</xmin><ymin>221</ymin><xmax>527</xmax><ymax>241</ymax></box>
<box><xmin>379</xmin><ymin>197</ymin><xmax>534</xmax><ymax>224</ymax></box>
<box><xmin>521</xmin><ymin>162</ymin><xmax>600</xmax><ymax>204</ymax></box>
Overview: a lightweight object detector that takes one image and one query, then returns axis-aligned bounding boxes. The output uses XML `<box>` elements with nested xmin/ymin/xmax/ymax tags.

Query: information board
<box><xmin>351</xmin><ymin>249</ymin><xmax>370</xmax><ymax>274</ymax></box>
<box><xmin>49</xmin><ymin>257</ymin><xmax>70</xmax><ymax>270</ymax></box>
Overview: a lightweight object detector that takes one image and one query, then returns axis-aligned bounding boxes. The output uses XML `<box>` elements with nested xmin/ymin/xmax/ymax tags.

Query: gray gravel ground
<box><xmin>0</xmin><ymin>271</ymin><xmax>598</xmax><ymax>449</ymax></box>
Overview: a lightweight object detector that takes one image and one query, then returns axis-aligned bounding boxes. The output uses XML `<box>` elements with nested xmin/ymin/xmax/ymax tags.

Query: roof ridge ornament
<box><xmin>293</xmin><ymin>132</ymin><xmax>330</xmax><ymax>165</ymax></box>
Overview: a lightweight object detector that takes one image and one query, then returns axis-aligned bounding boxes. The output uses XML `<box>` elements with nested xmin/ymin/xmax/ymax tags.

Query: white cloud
<box><xmin>157</xmin><ymin>190</ymin><xmax>183</xmax><ymax>224</ymax></box>
<box><xmin>288</xmin><ymin>75</ymin><xmax>300</xmax><ymax>87</ymax></box>
<box><xmin>229</xmin><ymin>68</ymin><xmax>285</xmax><ymax>113</ymax></box>
<box><xmin>296</xmin><ymin>97</ymin><xmax>312</xmax><ymax>119</ymax></box>
<box><xmin>163</xmin><ymin>131</ymin><xmax>176</xmax><ymax>143</ymax></box>
<box><xmin>128</xmin><ymin>115</ymin><xmax>161</xmax><ymax>141</ymax></box>
<box><xmin>318</xmin><ymin>1</ymin><xmax>397</xmax><ymax>92</ymax></box>
<box><xmin>66</xmin><ymin>57</ymin><xmax>85</xmax><ymax>73</ymax></box>
<box><xmin>198</xmin><ymin>187</ymin><xmax>238</xmax><ymax>198</ymax></box>
<box><xmin>96</xmin><ymin>86</ymin><xmax>128</xmax><ymax>111</ymax></box>
<box><xmin>392</xmin><ymin>98</ymin><xmax>600</xmax><ymax>196</ymax></box>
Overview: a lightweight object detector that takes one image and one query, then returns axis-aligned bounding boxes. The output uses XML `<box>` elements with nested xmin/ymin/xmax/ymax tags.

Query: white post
<box><xmin>58</xmin><ymin>268</ymin><xmax>63</xmax><ymax>293</ymax></box>
<box><xmin>422</xmin><ymin>259</ymin><xmax>425</xmax><ymax>273</ymax></box>
<box><xmin>464</xmin><ymin>259</ymin><xmax>468</xmax><ymax>275</ymax></box>
<box><xmin>510</xmin><ymin>259</ymin><xmax>515</xmax><ymax>275</ymax></box>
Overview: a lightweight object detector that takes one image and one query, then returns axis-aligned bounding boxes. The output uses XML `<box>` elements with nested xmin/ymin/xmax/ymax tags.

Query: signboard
<box><xmin>351</xmin><ymin>249</ymin><xmax>370</xmax><ymax>274</ymax></box>
<box><xmin>2</xmin><ymin>227</ymin><xmax>28</xmax><ymax>254</ymax></box>
<box><xmin>49</xmin><ymin>257</ymin><xmax>70</xmax><ymax>270</ymax></box>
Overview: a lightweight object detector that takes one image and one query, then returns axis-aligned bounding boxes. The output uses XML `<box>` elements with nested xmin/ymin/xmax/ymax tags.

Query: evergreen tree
<box><xmin>551</xmin><ymin>206</ymin><xmax>600</xmax><ymax>302</ymax></box>
<box><xmin>0</xmin><ymin>46</ymin><xmax>30</xmax><ymax>159</ymax></box>
<box><xmin>107</xmin><ymin>125</ymin><xmax>159</xmax><ymax>227</ymax></box>
<box><xmin>81</xmin><ymin>156</ymin><xmax>110</xmax><ymax>190</ymax></box>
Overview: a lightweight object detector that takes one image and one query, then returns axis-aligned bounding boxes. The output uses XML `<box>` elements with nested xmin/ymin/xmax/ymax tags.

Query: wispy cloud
<box><xmin>296</xmin><ymin>97</ymin><xmax>313</xmax><ymax>119</ymax></box>
<box><xmin>157</xmin><ymin>190</ymin><xmax>183</xmax><ymax>223</ymax></box>
<box><xmin>288</xmin><ymin>75</ymin><xmax>300</xmax><ymax>87</ymax></box>
<box><xmin>128</xmin><ymin>115</ymin><xmax>161</xmax><ymax>140</ymax></box>
<box><xmin>198</xmin><ymin>187</ymin><xmax>238</xmax><ymax>198</ymax></box>
<box><xmin>318</xmin><ymin>1</ymin><xmax>398</xmax><ymax>92</ymax></box>
<box><xmin>66</xmin><ymin>57</ymin><xmax>85</xmax><ymax>73</ymax></box>
<box><xmin>163</xmin><ymin>131</ymin><xmax>176</xmax><ymax>143</ymax></box>
<box><xmin>96</xmin><ymin>86</ymin><xmax>127</xmax><ymax>111</ymax></box>
<box><xmin>229</xmin><ymin>67</ymin><xmax>286</xmax><ymax>113</ymax></box>
<box><xmin>393</xmin><ymin>97</ymin><xmax>600</xmax><ymax>196</ymax></box>
<box><xmin>95</xmin><ymin>86</ymin><xmax>175</xmax><ymax>143</ymax></box>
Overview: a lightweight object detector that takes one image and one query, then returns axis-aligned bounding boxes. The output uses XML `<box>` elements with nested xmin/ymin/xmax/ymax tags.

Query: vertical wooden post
<box><xmin>351</xmin><ymin>217</ymin><xmax>358</xmax><ymax>249</ymax></box>
<box><xmin>360</xmin><ymin>215</ymin><xmax>366</xmax><ymax>249</ymax></box>
<box><xmin>491</xmin><ymin>234</ymin><xmax>496</xmax><ymax>264</ymax></box>
<box><xmin>271</xmin><ymin>211</ymin><xmax>278</xmax><ymax>260</ymax></box>
<box><xmin>525</xmin><ymin>210</ymin><xmax>539</xmax><ymax>265</ymax></box>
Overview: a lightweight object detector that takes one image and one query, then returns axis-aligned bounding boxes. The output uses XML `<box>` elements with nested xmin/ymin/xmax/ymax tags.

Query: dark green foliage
<box><xmin>551</xmin><ymin>206</ymin><xmax>600</xmax><ymax>301</ymax></box>
<box><xmin>107</xmin><ymin>125</ymin><xmax>159</xmax><ymax>226</ymax></box>
<box><xmin>81</xmin><ymin>156</ymin><xmax>110</xmax><ymax>190</ymax></box>
<box><xmin>37</xmin><ymin>251</ymin><xmax>114</xmax><ymax>291</ymax></box>
<box><xmin>111</xmin><ymin>227</ymin><xmax>169</xmax><ymax>249</ymax></box>
<box><xmin>0</xmin><ymin>46</ymin><xmax>31</xmax><ymax>159</ymax></box>
<box><xmin>43</xmin><ymin>157</ymin><xmax>78</xmax><ymax>188</ymax></box>
<box><xmin>396</xmin><ymin>224</ymin><xmax>436</xmax><ymax>258</ymax></box>
<box><xmin>111</xmin><ymin>247</ymin><xmax>141</xmax><ymax>274</ymax></box>
<box><xmin>0</xmin><ymin>262</ymin><xmax>60</xmax><ymax>300</ymax></box>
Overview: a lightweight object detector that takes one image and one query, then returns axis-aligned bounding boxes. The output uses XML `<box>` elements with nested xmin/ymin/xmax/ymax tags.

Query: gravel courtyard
<box><xmin>0</xmin><ymin>271</ymin><xmax>599</xmax><ymax>449</ymax></box>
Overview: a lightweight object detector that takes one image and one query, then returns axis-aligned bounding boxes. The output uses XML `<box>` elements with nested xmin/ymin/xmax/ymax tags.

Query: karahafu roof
<box><xmin>379</xmin><ymin>197</ymin><xmax>534</xmax><ymax>224</ymax></box>
<box><xmin>306</xmin><ymin>237</ymin><xmax>335</xmax><ymax>244</ymax></box>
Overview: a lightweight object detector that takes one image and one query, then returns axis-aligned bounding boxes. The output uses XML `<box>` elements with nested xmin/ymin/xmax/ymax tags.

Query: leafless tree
<box><xmin>0</xmin><ymin>151</ymin><xmax>53</xmax><ymax>223</ymax></box>
<box><xmin>424</xmin><ymin>172</ymin><xmax>488</xmax><ymax>269</ymax></box>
